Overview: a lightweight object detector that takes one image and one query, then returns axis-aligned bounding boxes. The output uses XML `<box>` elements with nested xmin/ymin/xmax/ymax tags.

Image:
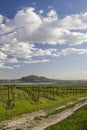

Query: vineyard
<box><xmin>0</xmin><ymin>84</ymin><xmax>87</xmax><ymax>122</ymax></box>
<box><xmin>18</xmin><ymin>84</ymin><xmax>87</xmax><ymax>102</ymax></box>
<box><xmin>1</xmin><ymin>84</ymin><xmax>87</xmax><ymax>108</ymax></box>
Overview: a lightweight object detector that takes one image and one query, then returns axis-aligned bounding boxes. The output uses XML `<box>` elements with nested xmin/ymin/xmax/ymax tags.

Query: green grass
<box><xmin>45</xmin><ymin>104</ymin><xmax>87</xmax><ymax>130</ymax></box>
<box><xmin>0</xmin><ymin>85</ymin><xmax>87</xmax><ymax>122</ymax></box>
<box><xmin>44</xmin><ymin>98</ymin><xmax>87</xmax><ymax>118</ymax></box>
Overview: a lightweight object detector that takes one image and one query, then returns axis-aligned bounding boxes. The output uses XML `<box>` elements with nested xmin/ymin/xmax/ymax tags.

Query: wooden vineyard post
<box><xmin>6</xmin><ymin>85</ymin><xmax>15</xmax><ymax>109</ymax></box>
<box><xmin>61</xmin><ymin>88</ymin><xmax>64</xmax><ymax>97</ymax></box>
<box><xmin>44</xmin><ymin>86</ymin><xmax>47</xmax><ymax>98</ymax></box>
<box><xmin>67</xmin><ymin>88</ymin><xmax>69</xmax><ymax>96</ymax></box>
<box><xmin>71</xmin><ymin>88</ymin><xmax>73</xmax><ymax>95</ymax></box>
<box><xmin>52</xmin><ymin>87</ymin><xmax>55</xmax><ymax>100</ymax></box>
<box><xmin>7</xmin><ymin>85</ymin><xmax>11</xmax><ymax>109</ymax></box>
<box><xmin>7</xmin><ymin>85</ymin><xmax>10</xmax><ymax>103</ymax></box>
<box><xmin>37</xmin><ymin>85</ymin><xmax>40</xmax><ymax>101</ymax></box>
<box><xmin>32</xmin><ymin>85</ymin><xmax>35</xmax><ymax>101</ymax></box>
<box><xmin>46</xmin><ymin>86</ymin><xmax>48</xmax><ymax>98</ymax></box>
<box><xmin>55</xmin><ymin>87</ymin><xmax>58</xmax><ymax>96</ymax></box>
<box><xmin>49</xmin><ymin>87</ymin><xmax>52</xmax><ymax>99</ymax></box>
<box><xmin>43</xmin><ymin>86</ymin><xmax>45</xmax><ymax>97</ymax></box>
<box><xmin>73</xmin><ymin>89</ymin><xmax>75</xmax><ymax>95</ymax></box>
<box><xmin>11</xmin><ymin>85</ymin><xmax>15</xmax><ymax>102</ymax></box>
<box><xmin>55</xmin><ymin>87</ymin><xmax>57</xmax><ymax>95</ymax></box>
<box><xmin>49</xmin><ymin>86</ymin><xmax>52</xmax><ymax>100</ymax></box>
<box><xmin>48</xmin><ymin>87</ymin><xmax>51</xmax><ymax>99</ymax></box>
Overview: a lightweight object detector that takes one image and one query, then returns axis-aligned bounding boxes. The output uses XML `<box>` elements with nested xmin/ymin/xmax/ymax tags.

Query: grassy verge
<box><xmin>45</xmin><ymin>104</ymin><xmax>87</xmax><ymax>130</ymax></box>
<box><xmin>44</xmin><ymin>98</ymin><xmax>87</xmax><ymax>118</ymax></box>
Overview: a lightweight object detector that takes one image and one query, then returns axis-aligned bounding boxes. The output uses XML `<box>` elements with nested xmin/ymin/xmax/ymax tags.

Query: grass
<box><xmin>45</xmin><ymin>104</ymin><xmax>87</xmax><ymax>130</ymax></box>
<box><xmin>0</xmin><ymin>84</ymin><xmax>87</xmax><ymax>122</ymax></box>
<box><xmin>46</xmin><ymin>98</ymin><xmax>87</xmax><ymax>117</ymax></box>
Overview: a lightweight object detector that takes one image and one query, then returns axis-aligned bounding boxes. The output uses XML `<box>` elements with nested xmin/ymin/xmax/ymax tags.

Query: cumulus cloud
<box><xmin>60</xmin><ymin>12</ymin><xmax>87</xmax><ymax>30</ymax></box>
<box><xmin>0</xmin><ymin>7</ymin><xmax>87</xmax><ymax>68</ymax></box>
<box><xmin>1</xmin><ymin>7</ymin><xmax>87</xmax><ymax>45</ymax></box>
<box><xmin>0</xmin><ymin>51</ymin><xmax>7</xmax><ymax>60</ymax></box>
<box><xmin>56</xmin><ymin>48</ymin><xmax>87</xmax><ymax>57</ymax></box>
<box><xmin>22</xmin><ymin>59</ymin><xmax>50</xmax><ymax>64</ymax></box>
<box><xmin>6</xmin><ymin>58</ymin><xmax>19</xmax><ymax>63</ymax></box>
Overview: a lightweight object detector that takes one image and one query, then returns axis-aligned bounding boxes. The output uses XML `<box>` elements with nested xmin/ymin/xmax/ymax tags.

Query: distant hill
<box><xmin>20</xmin><ymin>75</ymin><xmax>53</xmax><ymax>83</ymax></box>
<box><xmin>0</xmin><ymin>75</ymin><xmax>87</xmax><ymax>84</ymax></box>
<box><xmin>19</xmin><ymin>75</ymin><xmax>87</xmax><ymax>84</ymax></box>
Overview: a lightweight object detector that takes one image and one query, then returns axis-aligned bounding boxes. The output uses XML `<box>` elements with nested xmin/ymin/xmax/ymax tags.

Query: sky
<box><xmin>0</xmin><ymin>0</ymin><xmax>87</xmax><ymax>80</ymax></box>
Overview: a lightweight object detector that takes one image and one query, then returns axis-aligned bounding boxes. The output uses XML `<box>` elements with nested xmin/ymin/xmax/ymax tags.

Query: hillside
<box><xmin>20</xmin><ymin>75</ymin><xmax>87</xmax><ymax>84</ymax></box>
<box><xmin>0</xmin><ymin>75</ymin><xmax>87</xmax><ymax>84</ymax></box>
<box><xmin>20</xmin><ymin>75</ymin><xmax>53</xmax><ymax>83</ymax></box>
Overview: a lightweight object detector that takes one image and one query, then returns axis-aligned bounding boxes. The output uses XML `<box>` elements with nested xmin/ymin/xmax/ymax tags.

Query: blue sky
<box><xmin>0</xmin><ymin>0</ymin><xmax>87</xmax><ymax>80</ymax></box>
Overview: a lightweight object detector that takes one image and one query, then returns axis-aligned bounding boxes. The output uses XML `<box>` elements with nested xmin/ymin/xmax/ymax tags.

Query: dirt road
<box><xmin>0</xmin><ymin>97</ymin><xmax>87</xmax><ymax>130</ymax></box>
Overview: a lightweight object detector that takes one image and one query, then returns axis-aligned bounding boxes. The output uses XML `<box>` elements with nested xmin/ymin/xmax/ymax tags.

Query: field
<box><xmin>45</xmin><ymin>104</ymin><xmax>87</xmax><ymax>130</ymax></box>
<box><xmin>0</xmin><ymin>83</ymin><xmax>87</xmax><ymax>123</ymax></box>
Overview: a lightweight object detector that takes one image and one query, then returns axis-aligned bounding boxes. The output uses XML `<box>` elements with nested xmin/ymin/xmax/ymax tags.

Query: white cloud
<box><xmin>60</xmin><ymin>12</ymin><xmax>87</xmax><ymax>30</ymax></box>
<box><xmin>39</xmin><ymin>10</ymin><xmax>44</xmax><ymax>14</ymax></box>
<box><xmin>0</xmin><ymin>7</ymin><xmax>87</xmax><ymax>69</ymax></box>
<box><xmin>0</xmin><ymin>7</ymin><xmax>87</xmax><ymax>46</ymax></box>
<box><xmin>7</xmin><ymin>58</ymin><xmax>19</xmax><ymax>63</ymax></box>
<box><xmin>47</xmin><ymin>9</ymin><xmax>57</xmax><ymax>18</ymax></box>
<box><xmin>0</xmin><ymin>62</ymin><xmax>13</xmax><ymax>69</ymax></box>
<box><xmin>0</xmin><ymin>51</ymin><xmax>7</xmax><ymax>60</ymax></box>
<box><xmin>57</xmin><ymin>48</ymin><xmax>87</xmax><ymax>57</ymax></box>
<box><xmin>0</xmin><ymin>15</ymin><xmax>4</xmax><ymax>24</ymax></box>
<box><xmin>33</xmin><ymin>48</ymin><xmax>57</xmax><ymax>57</ymax></box>
<box><xmin>1</xmin><ymin>41</ymin><xmax>34</xmax><ymax>59</ymax></box>
<box><xmin>22</xmin><ymin>59</ymin><xmax>50</xmax><ymax>64</ymax></box>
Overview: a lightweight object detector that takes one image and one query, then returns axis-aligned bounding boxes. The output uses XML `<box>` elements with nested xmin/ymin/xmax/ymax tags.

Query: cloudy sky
<box><xmin>0</xmin><ymin>0</ymin><xmax>87</xmax><ymax>80</ymax></box>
